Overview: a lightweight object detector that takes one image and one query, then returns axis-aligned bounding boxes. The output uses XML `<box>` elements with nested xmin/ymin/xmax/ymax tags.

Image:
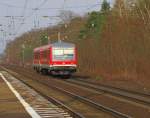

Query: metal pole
<box><xmin>58</xmin><ymin>32</ymin><xmax>61</xmax><ymax>42</ymax></box>
<box><xmin>48</xmin><ymin>36</ymin><xmax>50</xmax><ymax>44</ymax></box>
<box><xmin>22</xmin><ymin>49</ymin><xmax>25</xmax><ymax>67</ymax></box>
<box><xmin>22</xmin><ymin>44</ymin><xmax>25</xmax><ymax>67</ymax></box>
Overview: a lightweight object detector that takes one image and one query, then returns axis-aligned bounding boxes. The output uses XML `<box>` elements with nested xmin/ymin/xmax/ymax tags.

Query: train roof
<box><xmin>34</xmin><ymin>44</ymin><xmax>51</xmax><ymax>52</ymax></box>
<box><xmin>51</xmin><ymin>41</ymin><xmax>75</xmax><ymax>48</ymax></box>
<box><xmin>34</xmin><ymin>41</ymin><xmax>75</xmax><ymax>52</ymax></box>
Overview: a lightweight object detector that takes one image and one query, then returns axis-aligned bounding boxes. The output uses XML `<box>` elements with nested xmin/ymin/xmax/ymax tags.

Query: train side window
<box><xmin>47</xmin><ymin>49</ymin><xmax>50</xmax><ymax>58</ymax></box>
<box><xmin>34</xmin><ymin>52</ymin><xmax>38</xmax><ymax>60</ymax></box>
<box><xmin>43</xmin><ymin>51</ymin><xmax>47</xmax><ymax>58</ymax></box>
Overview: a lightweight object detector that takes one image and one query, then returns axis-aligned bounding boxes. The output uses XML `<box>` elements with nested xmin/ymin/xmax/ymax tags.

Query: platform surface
<box><xmin>0</xmin><ymin>76</ymin><xmax>31</xmax><ymax>118</ymax></box>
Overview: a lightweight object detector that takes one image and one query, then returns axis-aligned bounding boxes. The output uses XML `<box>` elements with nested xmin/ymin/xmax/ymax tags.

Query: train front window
<box><xmin>53</xmin><ymin>48</ymin><xmax>74</xmax><ymax>61</ymax></box>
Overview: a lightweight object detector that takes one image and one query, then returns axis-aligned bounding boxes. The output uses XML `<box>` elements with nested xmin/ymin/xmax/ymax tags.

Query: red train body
<box><xmin>33</xmin><ymin>41</ymin><xmax>77</xmax><ymax>75</ymax></box>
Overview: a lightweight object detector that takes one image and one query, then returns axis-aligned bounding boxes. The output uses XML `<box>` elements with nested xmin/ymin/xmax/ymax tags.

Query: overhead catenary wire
<box><xmin>14</xmin><ymin>0</ymin><xmax>49</xmax><ymax>37</ymax></box>
<box><xmin>0</xmin><ymin>1</ymin><xmax>102</xmax><ymax>10</ymax></box>
<box><xmin>0</xmin><ymin>2</ymin><xmax>24</xmax><ymax>8</ymax></box>
<box><xmin>1</xmin><ymin>1</ymin><xmax>106</xmax><ymax>42</ymax></box>
<box><xmin>0</xmin><ymin>0</ymin><xmax>103</xmax><ymax>53</ymax></box>
<box><xmin>13</xmin><ymin>0</ymin><xmax>29</xmax><ymax>37</ymax></box>
<box><xmin>14</xmin><ymin>0</ymin><xmax>106</xmax><ymax>40</ymax></box>
<box><xmin>4</xmin><ymin>1</ymin><xmax>28</xmax><ymax>43</ymax></box>
<box><xmin>22</xmin><ymin>0</ymin><xmax>28</xmax><ymax>16</ymax></box>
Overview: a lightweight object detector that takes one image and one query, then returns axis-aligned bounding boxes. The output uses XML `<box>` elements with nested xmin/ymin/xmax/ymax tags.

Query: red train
<box><xmin>33</xmin><ymin>41</ymin><xmax>77</xmax><ymax>76</ymax></box>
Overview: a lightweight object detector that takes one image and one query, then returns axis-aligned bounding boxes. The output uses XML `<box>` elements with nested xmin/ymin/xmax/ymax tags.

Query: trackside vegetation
<box><xmin>79</xmin><ymin>0</ymin><xmax>110</xmax><ymax>39</ymax></box>
<box><xmin>3</xmin><ymin>0</ymin><xmax>150</xmax><ymax>81</ymax></box>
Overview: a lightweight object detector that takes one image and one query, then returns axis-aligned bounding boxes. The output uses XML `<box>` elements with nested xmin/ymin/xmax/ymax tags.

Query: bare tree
<box><xmin>59</xmin><ymin>10</ymin><xmax>78</xmax><ymax>23</ymax></box>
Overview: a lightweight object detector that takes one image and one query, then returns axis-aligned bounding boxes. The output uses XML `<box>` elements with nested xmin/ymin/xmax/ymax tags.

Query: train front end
<box><xmin>50</xmin><ymin>42</ymin><xmax>77</xmax><ymax>75</ymax></box>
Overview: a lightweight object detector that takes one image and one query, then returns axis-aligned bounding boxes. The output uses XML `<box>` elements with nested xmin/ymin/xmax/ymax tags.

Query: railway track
<box><xmin>1</xmin><ymin>67</ymin><xmax>83</xmax><ymax>118</ymax></box>
<box><xmin>1</xmin><ymin>66</ymin><xmax>131</xmax><ymax>118</ymax></box>
<box><xmin>3</xmin><ymin>65</ymin><xmax>150</xmax><ymax>118</ymax></box>
<box><xmin>11</xmin><ymin>65</ymin><xmax>150</xmax><ymax>107</ymax></box>
<box><xmin>65</xmin><ymin>78</ymin><xmax>150</xmax><ymax>106</ymax></box>
<box><xmin>38</xmin><ymin>80</ymin><xmax>130</xmax><ymax>118</ymax></box>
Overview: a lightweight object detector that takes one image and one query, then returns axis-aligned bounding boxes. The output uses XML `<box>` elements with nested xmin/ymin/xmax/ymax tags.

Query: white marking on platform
<box><xmin>0</xmin><ymin>73</ymin><xmax>41</xmax><ymax>118</ymax></box>
<box><xmin>0</xmin><ymin>70</ymin><xmax>72</xmax><ymax>118</ymax></box>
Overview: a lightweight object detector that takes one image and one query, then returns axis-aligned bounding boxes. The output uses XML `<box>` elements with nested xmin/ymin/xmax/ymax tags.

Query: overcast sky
<box><xmin>0</xmin><ymin>0</ymin><xmax>115</xmax><ymax>53</ymax></box>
